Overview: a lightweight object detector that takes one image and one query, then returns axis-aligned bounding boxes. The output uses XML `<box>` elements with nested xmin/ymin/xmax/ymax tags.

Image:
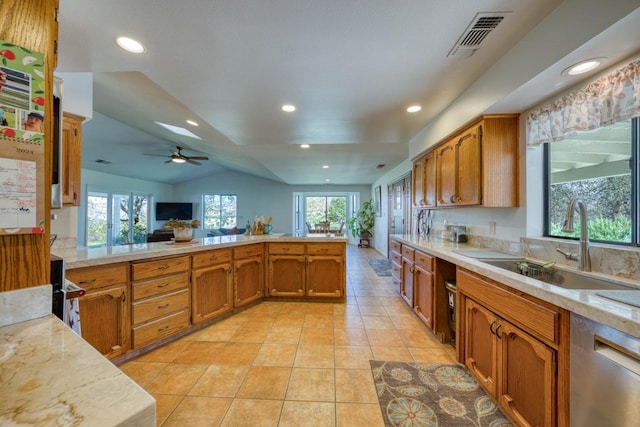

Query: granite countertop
<box><xmin>1</xmin><ymin>314</ymin><xmax>155</xmax><ymax>426</ymax></box>
<box><xmin>53</xmin><ymin>234</ymin><xmax>348</xmax><ymax>269</ymax></box>
<box><xmin>391</xmin><ymin>234</ymin><xmax>640</xmax><ymax>339</ymax></box>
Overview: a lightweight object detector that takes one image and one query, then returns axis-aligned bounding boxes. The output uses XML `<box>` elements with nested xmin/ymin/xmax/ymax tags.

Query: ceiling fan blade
<box><xmin>187</xmin><ymin>156</ymin><xmax>209</xmax><ymax>160</ymax></box>
<box><xmin>164</xmin><ymin>159</ymin><xmax>172</xmax><ymax>164</ymax></box>
<box><xmin>187</xmin><ymin>159</ymin><xmax>202</xmax><ymax>166</ymax></box>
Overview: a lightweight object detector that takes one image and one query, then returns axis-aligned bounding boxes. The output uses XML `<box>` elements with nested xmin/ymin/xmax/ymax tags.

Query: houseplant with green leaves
<box><xmin>348</xmin><ymin>199</ymin><xmax>375</xmax><ymax>238</ymax></box>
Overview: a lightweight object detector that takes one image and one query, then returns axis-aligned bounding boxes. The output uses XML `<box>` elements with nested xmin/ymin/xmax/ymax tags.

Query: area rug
<box><xmin>370</xmin><ymin>361</ymin><xmax>513</xmax><ymax>426</ymax></box>
<box><xmin>368</xmin><ymin>258</ymin><xmax>392</xmax><ymax>277</ymax></box>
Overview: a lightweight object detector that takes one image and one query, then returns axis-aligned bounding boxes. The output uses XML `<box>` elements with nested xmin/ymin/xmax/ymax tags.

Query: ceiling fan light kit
<box><xmin>145</xmin><ymin>146</ymin><xmax>209</xmax><ymax>166</ymax></box>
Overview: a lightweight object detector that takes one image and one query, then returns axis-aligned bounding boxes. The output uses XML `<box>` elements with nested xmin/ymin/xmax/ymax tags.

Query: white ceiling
<box><xmin>55</xmin><ymin>0</ymin><xmax>640</xmax><ymax>185</ymax></box>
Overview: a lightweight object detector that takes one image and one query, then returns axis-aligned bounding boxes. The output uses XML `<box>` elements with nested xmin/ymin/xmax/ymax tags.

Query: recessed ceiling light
<box><xmin>171</xmin><ymin>157</ymin><xmax>186</xmax><ymax>164</ymax></box>
<box><xmin>115</xmin><ymin>36</ymin><xmax>145</xmax><ymax>53</ymax></box>
<box><xmin>300</xmin><ymin>144</ymin><xmax>310</xmax><ymax>149</ymax></box>
<box><xmin>563</xmin><ymin>58</ymin><xmax>604</xmax><ymax>76</ymax></box>
<box><xmin>407</xmin><ymin>105</ymin><xmax>422</xmax><ymax>113</ymax></box>
<box><xmin>155</xmin><ymin>121</ymin><xmax>202</xmax><ymax>139</ymax></box>
<box><xmin>282</xmin><ymin>104</ymin><xmax>296</xmax><ymax>112</ymax></box>
<box><xmin>325</xmin><ymin>179</ymin><xmax>331</xmax><ymax>182</ymax></box>
<box><xmin>186</xmin><ymin>120</ymin><xmax>198</xmax><ymax>126</ymax></box>
<box><xmin>322</xmin><ymin>165</ymin><xmax>329</xmax><ymax>169</ymax></box>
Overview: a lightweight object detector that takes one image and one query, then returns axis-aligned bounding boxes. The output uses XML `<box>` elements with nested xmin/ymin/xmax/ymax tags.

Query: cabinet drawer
<box><xmin>133</xmin><ymin>289</ymin><xmax>190</xmax><ymax>325</ymax></box>
<box><xmin>132</xmin><ymin>256</ymin><xmax>190</xmax><ymax>281</ymax></box>
<box><xmin>132</xmin><ymin>272</ymin><xmax>189</xmax><ymax>301</ymax></box>
<box><xmin>133</xmin><ymin>308</ymin><xmax>190</xmax><ymax>349</ymax></box>
<box><xmin>268</xmin><ymin>243</ymin><xmax>305</xmax><ymax>255</ymax></box>
<box><xmin>402</xmin><ymin>246</ymin><xmax>415</xmax><ymax>261</ymax></box>
<box><xmin>390</xmin><ymin>240</ymin><xmax>402</xmax><ymax>253</ymax></box>
<box><xmin>192</xmin><ymin>249</ymin><xmax>232</xmax><ymax>269</ymax></box>
<box><xmin>307</xmin><ymin>243</ymin><xmax>345</xmax><ymax>255</ymax></box>
<box><xmin>415</xmin><ymin>250</ymin><xmax>434</xmax><ymax>272</ymax></box>
<box><xmin>458</xmin><ymin>268</ymin><xmax>560</xmax><ymax>345</ymax></box>
<box><xmin>391</xmin><ymin>251</ymin><xmax>402</xmax><ymax>266</ymax></box>
<box><xmin>66</xmin><ymin>263</ymin><xmax>128</xmax><ymax>291</ymax></box>
<box><xmin>234</xmin><ymin>244</ymin><xmax>263</xmax><ymax>259</ymax></box>
<box><xmin>391</xmin><ymin>261</ymin><xmax>401</xmax><ymax>280</ymax></box>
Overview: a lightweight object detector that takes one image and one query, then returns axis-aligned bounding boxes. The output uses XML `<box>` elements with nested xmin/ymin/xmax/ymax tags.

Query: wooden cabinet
<box><xmin>411</xmin><ymin>114</ymin><xmax>519</xmax><ymax>209</ymax></box>
<box><xmin>267</xmin><ymin>242</ymin><xmax>345</xmax><ymax>298</ymax></box>
<box><xmin>413</xmin><ymin>251</ymin><xmax>435</xmax><ymax>329</ymax></box>
<box><xmin>436</xmin><ymin>123</ymin><xmax>482</xmax><ymax>207</ymax></box>
<box><xmin>233</xmin><ymin>244</ymin><xmax>264</xmax><ymax>307</ymax></box>
<box><xmin>66</xmin><ymin>263</ymin><xmax>130</xmax><ymax>359</ymax></box>
<box><xmin>458</xmin><ymin>267</ymin><xmax>569</xmax><ymax>427</ymax></box>
<box><xmin>400</xmin><ymin>246</ymin><xmax>414</xmax><ymax>306</ymax></box>
<box><xmin>62</xmin><ymin>112</ymin><xmax>84</xmax><ymax>206</ymax></box>
<box><xmin>131</xmin><ymin>256</ymin><xmax>190</xmax><ymax>349</ymax></box>
<box><xmin>192</xmin><ymin>249</ymin><xmax>233</xmax><ymax>324</ymax></box>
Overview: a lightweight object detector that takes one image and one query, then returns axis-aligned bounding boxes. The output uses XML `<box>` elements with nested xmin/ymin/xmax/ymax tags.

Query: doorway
<box><xmin>86</xmin><ymin>191</ymin><xmax>149</xmax><ymax>247</ymax></box>
<box><xmin>387</xmin><ymin>174</ymin><xmax>412</xmax><ymax>257</ymax></box>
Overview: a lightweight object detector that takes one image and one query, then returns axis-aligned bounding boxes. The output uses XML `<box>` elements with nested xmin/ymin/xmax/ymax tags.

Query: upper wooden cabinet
<box><xmin>62</xmin><ymin>112</ymin><xmax>84</xmax><ymax>206</ymax></box>
<box><xmin>412</xmin><ymin>114</ymin><xmax>519</xmax><ymax>209</ymax></box>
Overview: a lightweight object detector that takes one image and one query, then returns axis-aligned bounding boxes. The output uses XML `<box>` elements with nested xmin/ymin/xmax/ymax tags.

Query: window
<box><xmin>545</xmin><ymin>118</ymin><xmax>638</xmax><ymax>245</ymax></box>
<box><xmin>305</xmin><ymin>196</ymin><xmax>347</xmax><ymax>230</ymax></box>
<box><xmin>203</xmin><ymin>194</ymin><xmax>237</xmax><ymax>229</ymax></box>
<box><xmin>86</xmin><ymin>191</ymin><xmax>149</xmax><ymax>247</ymax></box>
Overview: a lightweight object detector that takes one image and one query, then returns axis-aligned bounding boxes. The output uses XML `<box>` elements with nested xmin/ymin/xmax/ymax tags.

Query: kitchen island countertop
<box><xmin>1</xmin><ymin>314</ymin><xmax>155</xmax><ymax>426</ymax></box>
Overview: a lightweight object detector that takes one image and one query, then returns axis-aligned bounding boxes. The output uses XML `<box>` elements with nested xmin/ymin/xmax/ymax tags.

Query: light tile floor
<box><xmin>119</xmin><ymin>245</ymin><xmax>456</xmax><ymax>426</ymax></box>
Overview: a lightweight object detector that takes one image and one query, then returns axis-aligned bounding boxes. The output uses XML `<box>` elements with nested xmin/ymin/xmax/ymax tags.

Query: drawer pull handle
<box><xmin>157</xmin><ymin>283</ymin><xmax>170</xmax><ymax>288</ymax></box>
<box><xmin>157</xmin><ymin>303</ymin><xmax>169</xmax><ymax>309</ymax></box>
<box><xmin>283</xmin><ymin>248</ymin><xmax>290</xmax><ymax>251</ymax></box>
<box><xmin>79</xmin><ymin>279</ymin><xmax>96</xmax><ymax>284</ymax></box>
<box><xmin>157</xmin><ymin>326</ymin><xmax>169</xmax><ymax>332</ymax></box>
<box><xmin>489</xmin><ymin>320</ymin><xmax>496</xmax><ymax>334</ymax></box>
<box><xmin>210</xmin><ymin>256</ymin><xmax>218</xmax><ymax>261</ymax></box>
<box><xmin>158</xmin><ymin>265</ymin><xmax>169</xmax><ymax>270</ymax></box>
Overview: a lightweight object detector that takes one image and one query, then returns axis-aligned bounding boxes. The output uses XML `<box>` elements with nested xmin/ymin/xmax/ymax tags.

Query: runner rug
<box><xmin>370</xmin><ymin>361</ymin><xmax>513</xmax><ymax>426</ymax></box>
<box><xmin>367</xmin><ymin>258</ymin><xmax>392</xmax><ymax>277</ymax></box>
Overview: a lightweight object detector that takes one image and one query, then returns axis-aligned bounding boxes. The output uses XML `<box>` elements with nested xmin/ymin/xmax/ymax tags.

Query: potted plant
<box><xmin>164</xmin><ymin>218</ymin><xmax>200</xmax><ymax>242</ymax></box>
<box><xmin>348</xmin><ymin>199</ymin><xmax>375</xmax><ymax>238</ymax></box>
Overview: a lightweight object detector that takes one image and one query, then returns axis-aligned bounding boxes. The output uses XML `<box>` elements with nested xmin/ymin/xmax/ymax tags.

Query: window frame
<box><xmin>202</xmin><ymin>193</ymin><xmax>237</xmax><ymax>230</ymax></box>
<box><xmin>544</xmin><ymin>117</ymin><xmax>639</xmax><ymax>246</ymax></box>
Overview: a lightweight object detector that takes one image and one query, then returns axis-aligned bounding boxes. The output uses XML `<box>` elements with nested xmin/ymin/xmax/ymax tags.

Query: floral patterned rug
<box><xmin>370</xmin><ymin>361</ymin><xmax>513</xmax><ymax>426</ymax></box>
<box><xmin>368</xmin><ymin>258</ymin><xmax>392</xmax><ymax>277</ymax></box>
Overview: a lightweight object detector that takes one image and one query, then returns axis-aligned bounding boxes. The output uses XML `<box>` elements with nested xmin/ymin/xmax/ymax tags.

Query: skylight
<box><xmin>155</xmin><ymin>121</ymin><xmax>202</xmax><ymax>139</ymax></box>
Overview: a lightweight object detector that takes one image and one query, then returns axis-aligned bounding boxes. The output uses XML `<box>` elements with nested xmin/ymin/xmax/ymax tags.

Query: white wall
<box><xmin>173</xmin><ymin>170</ymin><xmax>371</xmax><ymax>237</ymax></box>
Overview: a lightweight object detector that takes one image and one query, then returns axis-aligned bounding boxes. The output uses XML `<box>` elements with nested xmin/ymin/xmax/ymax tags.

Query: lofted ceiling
<box><xmin>55</xmin><ymin>0</ymin><xmax>640</xmax><ymax>185</ymax></box>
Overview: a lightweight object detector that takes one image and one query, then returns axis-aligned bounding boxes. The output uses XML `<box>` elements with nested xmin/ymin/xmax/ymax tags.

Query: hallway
<box><xmin>119</xmin><ymin>245</ymin><xmax>456</xmax><ymax>426</ymax></box>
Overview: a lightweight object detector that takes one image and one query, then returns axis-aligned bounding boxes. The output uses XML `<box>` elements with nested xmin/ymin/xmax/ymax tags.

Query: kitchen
<box><xmin>2</xmin><ymin>0</ymin><xmax>640</xmax><ymax>426</ymax></box>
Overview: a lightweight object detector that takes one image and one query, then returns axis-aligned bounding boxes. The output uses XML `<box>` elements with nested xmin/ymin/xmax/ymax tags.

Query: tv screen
<box><xmin>156</xmin><ymin>202</ymin><xmax>193</xmax><ymax>220</ymax></box>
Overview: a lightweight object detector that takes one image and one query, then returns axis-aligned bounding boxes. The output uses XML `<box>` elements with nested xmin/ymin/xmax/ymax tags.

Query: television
<box><xmin>155</xmin><ymin>202</ymin><xmax>193</xmax><ymax>220</ymax></box>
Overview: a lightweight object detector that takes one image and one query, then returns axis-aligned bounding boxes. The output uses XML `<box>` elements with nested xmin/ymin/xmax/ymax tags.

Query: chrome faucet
<box><xmin>556</xmin><ymin>198</ymin><xmax>591</xmax><ymax>272</ymax></box>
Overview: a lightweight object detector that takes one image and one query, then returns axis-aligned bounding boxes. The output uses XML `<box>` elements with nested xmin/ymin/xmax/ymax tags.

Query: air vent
<box><xmin>447</xmin><ymin>12</ymin><xmax>511</xmax><ymax>58</ymax></box>
<box><xmin>376</xmin><ymin>164</ymin><xmax>386</xmax><ymax>169</ymax></box>
<box><xmin>95</xmin><ymin>159</ymin><xmax>112</xmax><ymax>164</ymax></box>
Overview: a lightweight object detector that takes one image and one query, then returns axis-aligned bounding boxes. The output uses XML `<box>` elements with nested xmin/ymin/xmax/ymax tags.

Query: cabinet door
<box><xmin>464</xmin><ymin>299</ymin><xmax>498</xmax><ymax>396</ymax></box>
<box><xmin>234</xmin><ymin>256</ymin><xmax>263</xmax><ymax>307</ymax></box>
<box><xmin>497</xmin><ymin>321</ymin><xmax>556</xmax><ymax>427</ymax></box>
<box><xmin>455</xmin><ymin>125</ymin><xmax>482</xmax><ymax>206</ymax></box>
<box><xmin>306</xmin><ymin>255</ymin><xmax>344</xmax><ymax>297</ymax></box>
<box><xmin>412</xmin><ymin>157</ymin><xmax>426</xmax><ymax>207</ymax></box>
<box><xmin>423</xmin><ymin>151</ymin><xmax>437</xmax><ymax>207</ymax></box>
<box><xmin>62</xmin><ymin>112</ymin><xmax>83</xmax><ymax>206</ymax></box>
<box><xmin>78</xmin><ymin>284</ymin><xmax>130</xmax><ymax>358</ymax></box>
<box><xmin>268</xmin><ymin>255</ymin><xmax>305</xmax><ymax>297</ymax></box>
<box><xmin>436</xmin><ymin>141</ymin><xmax>456</xmax><ymax>206</ymax></box>
<box><xmin>413</xmin><ymin>265</ymin><xmax>434</xmax><ymax>329</ymax></box>
<box><xmin>192</xmin><ymin>262</ymin><xmax>232</xmax><ymax>323</ymax></box>
<box><xmin>400</xmin><ymin>258</ymin><xmax>414</xmax><ymax>307</ymax></box>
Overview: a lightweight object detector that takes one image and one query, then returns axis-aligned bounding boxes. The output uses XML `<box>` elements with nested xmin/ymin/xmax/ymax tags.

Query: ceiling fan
<box><xmin>145</xmin><ymin>146</ymin><xmax>209</xmax><ymax>165</ymax></box>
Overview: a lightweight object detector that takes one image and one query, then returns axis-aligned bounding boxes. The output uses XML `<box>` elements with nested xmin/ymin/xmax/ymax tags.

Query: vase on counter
<box><xmin>173</xmin><ymin>227</ymin><xmax>193</xmax><ymax>242</ymax></box>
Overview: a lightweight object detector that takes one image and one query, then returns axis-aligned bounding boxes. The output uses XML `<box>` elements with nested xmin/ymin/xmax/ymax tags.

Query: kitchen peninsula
<box><xmin>52</xmin><ymin>234</ymin><xmax>348</xmax><ymax>361</ymax></box>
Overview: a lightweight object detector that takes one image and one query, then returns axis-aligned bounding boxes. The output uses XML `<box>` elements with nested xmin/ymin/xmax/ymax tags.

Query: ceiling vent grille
<box><xmin>447</xmin><ymin>12</ymin><xmax>510</xmax><ymax>58</ymax></box>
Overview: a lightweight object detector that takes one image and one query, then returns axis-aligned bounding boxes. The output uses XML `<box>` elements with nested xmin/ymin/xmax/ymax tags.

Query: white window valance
<box><xmin>526</xmin><ymin>59</ymin><xmax>640</xmax><ymax>147</ymax></box>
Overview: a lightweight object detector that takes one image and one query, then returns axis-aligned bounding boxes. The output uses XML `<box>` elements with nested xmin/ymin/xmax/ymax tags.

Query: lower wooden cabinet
<box><xmin>267</xmin><ymin>242</ymin><xmax>345</xmax><ymax>298</ymax></box>
<box><xmin>390</xmin><ymin>240</ymin><xmax>402</xmax><ymax>293</ymax></box>
<box><xmin>66</xmin><ymin>263</ymin><xmax>130</xmax><ymax>359</ymax></box>
<box><xmin>413</xmin><ymin>253</ymin><xmax>434</xmax><ymax>330</ymax></box>
<box><xmin>192</xmin><ymin>249</ymin><xmax>233</xmax><ymax>324</ymax></box>
<box><xmin>458</xmin><ymin>267</ymin><xmax>568</xmax><ymax>427</ymax></box>
<box><xmin>234</xmin><ymin>244</ymin><xmax>264</xmax><ymax>307</ymax></box>
<box><xmin>400</xmin><ymin>246</ymin><xmax>415</xmax><ymax>306</ymax></box>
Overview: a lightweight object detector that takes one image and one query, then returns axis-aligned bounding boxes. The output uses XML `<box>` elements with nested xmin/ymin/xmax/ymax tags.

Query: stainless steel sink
<box><xmin>479</xmin><ymin>259</ymin><xmax>635</xmax><ymax>291</ymax></box>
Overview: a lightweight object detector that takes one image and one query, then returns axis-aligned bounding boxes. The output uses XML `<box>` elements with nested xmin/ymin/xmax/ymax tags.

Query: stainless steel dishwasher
<box><xmin>570</xmin><ymin>313</ymin><xmax>640</xmax><ymax>426</ymax></box>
